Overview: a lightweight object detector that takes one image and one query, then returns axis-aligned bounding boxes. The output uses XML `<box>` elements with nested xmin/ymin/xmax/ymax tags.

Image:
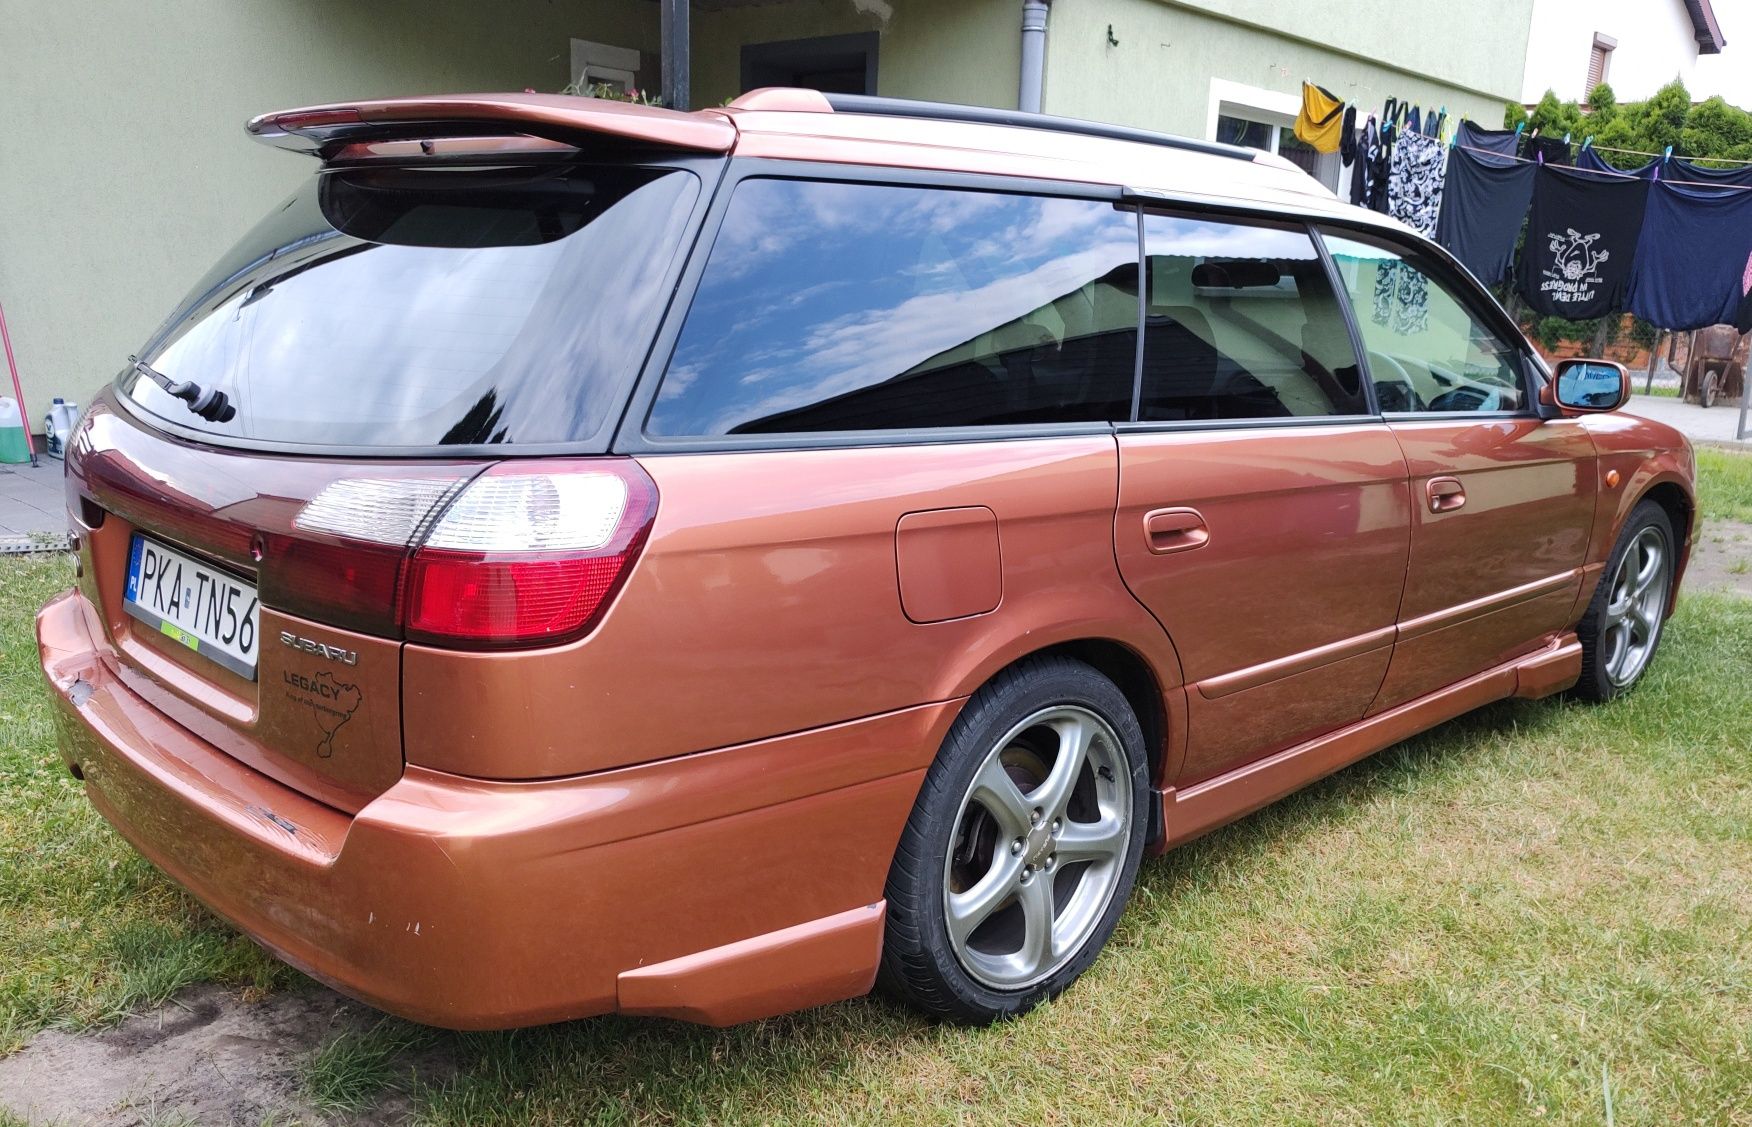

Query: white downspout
<box><xmin>1019</xmin><ymin>0</ymin><xmax>1050</xmax><ymax>113</ymax></box>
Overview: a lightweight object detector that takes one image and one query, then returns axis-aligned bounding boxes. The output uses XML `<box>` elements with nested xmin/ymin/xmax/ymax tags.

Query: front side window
<box><xmin>647</xmin><ymin>179</ymin><xmax>1141</xmax><ymax>437</ymax></box>
<box><xmin>1322</xmin><ymin>231</ymin><xmax>1525</xmax><ymax>414</ymax></box>
<box><xmin>1138</xmin><ymin>213</ymin><xmax>1367</xmax><ymax>421</ymax></box>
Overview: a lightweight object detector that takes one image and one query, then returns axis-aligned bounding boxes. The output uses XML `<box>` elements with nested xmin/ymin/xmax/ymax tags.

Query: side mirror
<box><xmin>1550</xmin><ymin>358</ymin><xmax>1630</xmax><ymax>413</ymax></box>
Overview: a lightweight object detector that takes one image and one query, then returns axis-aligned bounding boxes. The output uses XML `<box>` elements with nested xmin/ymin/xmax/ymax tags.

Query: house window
<box><xmin>1587</xmin><ymin>33</ymin><xmax>1616</xmax><ymax>95</ymax></box>
<box><xmin>1215</xmin><ymin>111</ymin><xmax>1339</xmax><ymax>192</ymax></box>
<box><xmin>741</xmin><ymin>33</ymin><xmax>879</xmax><ymax>96</ymax></box>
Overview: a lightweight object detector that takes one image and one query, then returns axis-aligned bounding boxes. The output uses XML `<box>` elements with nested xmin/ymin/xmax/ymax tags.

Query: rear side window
<box><xmin>122</xmin><ymin>163</ymin><xmax>700</xmax><ymax>448</ymax></box>
<box><xmin>646</xmin><ymin>179</ymin><xmax>1141</xmax><ymax>437</ymax></box>
<box><xmin>1138</xmin><ymin>213</ymin><xmax>1367</xmax><ymax>421</ymax></box>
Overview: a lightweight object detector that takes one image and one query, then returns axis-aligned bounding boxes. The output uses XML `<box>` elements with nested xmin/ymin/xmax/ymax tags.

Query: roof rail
<box><xmin>820</xmin><ymin>93</ymin><xmax>1256</xmax><ymax>163</ymax></box>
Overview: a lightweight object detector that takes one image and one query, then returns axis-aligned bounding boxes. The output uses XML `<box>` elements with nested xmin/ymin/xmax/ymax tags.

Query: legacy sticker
<box><xmin>283</xmin><ymin>670</ymin><xmax>362</xmax><ymax>758</ymax></box>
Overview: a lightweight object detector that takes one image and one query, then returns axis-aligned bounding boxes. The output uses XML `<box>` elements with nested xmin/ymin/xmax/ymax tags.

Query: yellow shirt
<box><xmin>1294</xmin><ymin>82</ymin><xmax>1345</xmax><ymax>154</ymax></box>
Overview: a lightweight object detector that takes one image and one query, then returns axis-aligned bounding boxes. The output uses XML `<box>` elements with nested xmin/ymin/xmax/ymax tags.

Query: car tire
<box><xmin>1573</xmin><ymin>500</ymin><xmax>1675</xmax><ymax>702</ymax></box>
<box><xmin>879</xmin><ymin>656</ymin><xmax>1150</xmax><ymax>1024</ymax></box>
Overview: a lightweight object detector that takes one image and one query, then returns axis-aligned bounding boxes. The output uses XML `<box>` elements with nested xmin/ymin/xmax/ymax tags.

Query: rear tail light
<box><xmin>402</xmin><ymin>461</ymin><xmax>657</xmax><ymax>648</ymax></box>
<box><xmin>281</xmin><ymin>460</ymin><xmax>656</xmax><ymax>648</ymax></box>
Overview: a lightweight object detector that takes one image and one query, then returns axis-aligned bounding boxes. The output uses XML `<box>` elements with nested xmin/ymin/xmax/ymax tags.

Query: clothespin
<box><xmin>1662</xmin><ymin>145</ymin><xmax>1673</xmax><ymax>162</ymax></box>
<box><xmin>1583</xmin><ymin>135</ymin><xmax>1593</xmax><ymax>150</ymax></box>
<box><xmin>1563</xmin><ymin>132</ymin><xmax>1571</xmax><ymax>144</ymax></box>
<box><xmin>1515</xmin><ymin>121</ymin><xmax>1526</xmax><ymax>138</ymax></box>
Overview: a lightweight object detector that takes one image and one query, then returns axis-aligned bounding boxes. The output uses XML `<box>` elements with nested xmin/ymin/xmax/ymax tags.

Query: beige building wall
<box><xmin>0</xmin><ymin>0</ymin><xmax>658</xmax><ymax>425</ymax></box>
<box><xmin>0</xmin><ymin>0</ymin><xmax>1535</xmax><ymax>421</ymax></box>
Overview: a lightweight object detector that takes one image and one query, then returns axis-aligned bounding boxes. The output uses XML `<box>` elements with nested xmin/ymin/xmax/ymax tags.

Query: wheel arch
<box><xmin>943</xmin><ymin>635</ymin><xmax>1182</xmax><ymax>800</ymax></box>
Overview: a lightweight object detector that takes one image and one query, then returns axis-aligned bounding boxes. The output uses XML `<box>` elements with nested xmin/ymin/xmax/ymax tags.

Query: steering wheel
<box><xmin>1367</xmin><ymin>351</ymin><xmax>1422</xmax><ymax>412</ymax></box>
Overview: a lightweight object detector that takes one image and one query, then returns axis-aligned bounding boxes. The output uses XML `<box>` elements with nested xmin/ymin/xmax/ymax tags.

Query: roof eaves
<box><xmin>1685</xmin><ymin>0</ymin><xmax>1726</xmax><ymax>54</ymax></box>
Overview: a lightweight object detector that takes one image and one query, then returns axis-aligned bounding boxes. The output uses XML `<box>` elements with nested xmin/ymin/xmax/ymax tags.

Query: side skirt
<box><xmin>1161</xmin><ymin>634</ymin><xmax>1581</xmax><ymax>847</ymax></box>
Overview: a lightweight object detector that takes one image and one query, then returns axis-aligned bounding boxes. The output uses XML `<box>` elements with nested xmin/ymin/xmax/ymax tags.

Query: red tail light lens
<box><xmin>402</xmin><ymin>460</ymin><xmax>657</xmax><ymax>648</ymax></box>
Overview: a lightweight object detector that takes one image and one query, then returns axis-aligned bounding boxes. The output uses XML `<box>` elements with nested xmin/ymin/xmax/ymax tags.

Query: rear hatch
<box><xmin>68</xmin><ymin>100</ymin><xmax>718</xmax><ymax>811</ymax></box>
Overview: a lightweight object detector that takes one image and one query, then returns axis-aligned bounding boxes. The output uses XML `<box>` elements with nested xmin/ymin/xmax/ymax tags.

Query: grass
<box><xmin>0</xmin><ymin>554</ymin><xmax>294</xmax><ymax>1055</ymax></box>
<box><xmin>1697</xmin><ymin>447</ymin><xmax>1752</xmax><ymax>525</ymax></box>
<box><xmin>2</xmin><ymin>454</ymin><xmax>1750</xmax><ymax>1122</ymax></box>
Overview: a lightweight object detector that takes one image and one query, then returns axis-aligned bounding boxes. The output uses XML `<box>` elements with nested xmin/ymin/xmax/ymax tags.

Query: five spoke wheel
<box><xmin>943</xmin><ymin>706</ymin><xmax>1133</xmax><ymax>990</ymax></box>
<box><xmin>1601</xmin><ymin>525</ymin><xmax>1669</xmax><ymax>688</ymax></box>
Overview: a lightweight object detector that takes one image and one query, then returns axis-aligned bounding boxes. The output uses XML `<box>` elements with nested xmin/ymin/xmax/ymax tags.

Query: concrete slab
<box><xmin>1624</xmin><ymin>393</ymin><xmax>1752</xmax><ymax>450</ymax></box>
<box><xmin>0</xmin><ymin>460</ymin><xmax>70</xmax><ymax>552</ymax></box>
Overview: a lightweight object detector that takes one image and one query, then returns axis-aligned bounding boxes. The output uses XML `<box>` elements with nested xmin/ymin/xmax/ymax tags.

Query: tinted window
<box><xmin>1322</xmin><ymin>232</ymin><xmax>1525</xmax><ymax>413</ymax></box>
<box><xmin>122</xmin><ymin>163</ymin><xmax>699</xmax><ymax>447</ymax></box>
<box><xmin>647</xmin><ymin>179</ymin><xmax>1141</xmax><ymax>436</ymax></box>
<box><xmin>1137</xmin><ymin>214</ymin><xmax>1366</xmax><ymax>420</ymax></box>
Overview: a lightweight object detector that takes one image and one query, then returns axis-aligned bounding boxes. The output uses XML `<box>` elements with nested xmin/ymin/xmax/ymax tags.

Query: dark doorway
<box><xmin>740</xmin><ymin>32</ymin><xmax>878</xmax><ymax>95</ymax></box>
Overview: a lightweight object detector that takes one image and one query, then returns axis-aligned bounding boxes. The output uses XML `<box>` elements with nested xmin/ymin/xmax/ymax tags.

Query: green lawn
<box><xmin>1698</xmin><ymin>447</ymin><xmax>1752</xmax><ymax>525</ymax></box>
<box><xmin>3</xmin><ymin>454</ymin><xmax>1751</xmax><ymax>1124</ymax></box>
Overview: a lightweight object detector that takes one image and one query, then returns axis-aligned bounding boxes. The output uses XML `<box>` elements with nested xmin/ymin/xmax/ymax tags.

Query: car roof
<box><xmin>248</xmin><ymin>88</ymin><xmax>1411</xmax><ymax>237</ymax></box>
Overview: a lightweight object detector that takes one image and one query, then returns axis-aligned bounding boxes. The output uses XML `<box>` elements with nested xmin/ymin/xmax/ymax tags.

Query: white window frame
<box><xmin>570</xmin><ymin>38</ymin><xmax>642</xmax><ymax>94</ymax></box>
<box><xmin>1205</xmin><ymin>78</ymin><xmax>1342</xmax><ymax>193</ymax></box>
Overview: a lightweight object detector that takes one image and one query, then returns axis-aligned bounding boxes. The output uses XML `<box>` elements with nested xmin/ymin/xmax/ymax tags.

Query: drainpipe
<box><xmin>1018</xmin><ymin>0</ymin><xmax>1050</xmax><ymax>114</ymax></box>
<box><xmin>660</xmin><ymin>0</ymin><xmax>690</xmax><ymax>111</ymax></box>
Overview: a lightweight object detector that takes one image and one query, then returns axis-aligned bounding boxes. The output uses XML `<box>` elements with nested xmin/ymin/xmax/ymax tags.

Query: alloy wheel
<box><xmin>942</xmin><ymin>705</ymin><xmax>1134</xmax><ymax>991</ymax></box>
<box><xmin>1602</xmin><ymin>526</ymin><xmax>1669</xmax><ymax>687</ymax></box>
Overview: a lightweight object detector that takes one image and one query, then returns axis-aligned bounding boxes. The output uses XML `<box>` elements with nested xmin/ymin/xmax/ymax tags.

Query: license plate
<box><xmin>124</xmin><ymin>534</ymin><xmax>260</xmax><ymax>679</ymax></box>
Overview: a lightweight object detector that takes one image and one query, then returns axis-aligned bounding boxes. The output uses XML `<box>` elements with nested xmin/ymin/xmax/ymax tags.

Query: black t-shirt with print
<box><xmin>1517</xmin><ymin>166</ymin><xmax>1648</xmax><ymax>319</ymax></box>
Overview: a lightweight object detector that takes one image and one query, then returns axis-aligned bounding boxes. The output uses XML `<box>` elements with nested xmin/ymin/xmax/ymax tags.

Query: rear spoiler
<box><xmin>246</xmin><ymin>93</ymin><xmax>737</xmax><ymax>159</ymax></box>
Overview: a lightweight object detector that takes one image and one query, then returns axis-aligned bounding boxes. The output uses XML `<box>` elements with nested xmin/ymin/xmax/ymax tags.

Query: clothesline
<box><xmin>1580</xmin><ymin>140</ymin><xmax>1752</xmax><ymax>167</ymax></box>
<box><xmin>1453</xmin><ymin>142</ymin><xmax>1752</xmax><ymax>193</ymax></box>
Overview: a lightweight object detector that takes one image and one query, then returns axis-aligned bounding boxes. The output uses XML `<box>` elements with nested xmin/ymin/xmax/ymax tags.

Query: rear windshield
<box><xmin>121</xmin><ymin>162</ymin><xmax>699</xmax><ymax>448</ymax></box>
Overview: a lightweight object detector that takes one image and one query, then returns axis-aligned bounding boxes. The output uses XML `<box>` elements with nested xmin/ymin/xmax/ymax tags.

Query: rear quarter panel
<box><xmin>402</xmin><ymin>437</ymin><xmax>1183</xmax><ymax>780</ymax></box>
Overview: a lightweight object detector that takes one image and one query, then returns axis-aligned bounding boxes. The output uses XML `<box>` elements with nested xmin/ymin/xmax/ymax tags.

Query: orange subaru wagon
<box><xmin>39</xmin><ymin>89</ymin><xmax>1695</xmax><ymax>1028</ymax></box>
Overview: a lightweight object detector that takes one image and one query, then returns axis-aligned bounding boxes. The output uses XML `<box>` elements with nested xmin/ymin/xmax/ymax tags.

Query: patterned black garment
<box><xmin>1388</xmin><ymin>129</ymin><xmax>1447</xmax><ymax>236</ymax></box>
<box><xmin>1373</xmin><ymin>259</ymin><xmax>1430</xmax><ymax>336</ymax></box>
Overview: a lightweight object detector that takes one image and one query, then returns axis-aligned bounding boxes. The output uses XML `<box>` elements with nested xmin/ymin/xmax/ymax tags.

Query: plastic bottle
<box><xmin>0</xmin><ymin>396</ymin><xmax>29</xmax><ymax>464</ymax></box>
<box><xmin>43</xmin><ymin>397</ymin><xmax>79</xmax><ymax>459</ymax></box>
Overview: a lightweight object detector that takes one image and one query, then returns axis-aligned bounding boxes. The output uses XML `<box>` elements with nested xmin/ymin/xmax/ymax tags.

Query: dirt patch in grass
<box><xmin>1688</xmin><ymin>516</ymin><xmax>1752</xmax><ymax>598</ymax></box>
<box><xmin>0</xmin><ymin>983</ymin><xmax>446</xmax><ymax>1126</ymax></box>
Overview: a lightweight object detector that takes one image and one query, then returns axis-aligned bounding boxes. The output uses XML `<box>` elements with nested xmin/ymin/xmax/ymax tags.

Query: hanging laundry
<box><xmin>1424</xmin><ymin>109</ymin><xmax>1446</xmax><ymax>138</ymax></box>
<box><xmin>1366</xmin><ymin>120</ymin><xmax>1393</xmax><ymax>212</ymax></box>
<box><xmin>1455</xmin><ymin>120</ymin><xmax>1520</xmax><ymax>166</ymax></box>
<box><xmin>1738</xmin><ymin>250</ymin><xmax>1752</xmax><ymax>331</ymax></box>
<box><xmin>1522</xmin><ymin>135</ymin><xmax>1573</xmax><ymax>166</ymax></box>
<box><xmin>1346</xmin><ymin>115</ymin><xmax>1386</xmax><ymax>210</ymax></box>
<box><xmin>1517</xmin><ymin>166</ymin><xmax>1647</xmax><ymax>319</ymax></box>
<box><xmin>1435</xmin><ymin>146</ymin><xmax>1536</xmax><ymax>284</ymax></box>
<box><xmin>1295</xmin><ymin>82</ymin><xmax>1345</xmax><ymax>154</ymax></box>
<box><xmin>1575</xmin><ymin>148</ymin><xmax>1654</xmax><ymax>178</ymax></box>
<box><xmin>1626</xmin><ymin>180</ymin><xmax>1752</xmax><ymax>331</ymax></box>
<box><xmin>1575</xmin><ymin>148</ymin><xmax>1752</xmax><ymax>189</ymax></box>
<box><xmin>1373</xmin><ymin>254</ymin><xmax>1430</xmax><ymax>336</ymax></box>
<box><xmin>1387</xmin><ymin>129</ymin><xmax>1446</xmax><ymax>235</ymax></box>
<box><xmin>1671</xmin><ymin>158</ymin><xmax>1752</xmax><ymax>188</ymax></box>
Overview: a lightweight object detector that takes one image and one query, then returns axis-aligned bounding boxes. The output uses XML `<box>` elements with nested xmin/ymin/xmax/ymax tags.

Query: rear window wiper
<box><xmin>129</xmin><ymin>357</ymin><xmax>237</xmax><ymax>423</ymax></box>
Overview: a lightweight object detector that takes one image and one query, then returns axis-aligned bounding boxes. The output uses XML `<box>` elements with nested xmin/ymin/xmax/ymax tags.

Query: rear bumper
<box><xmin>38</xmin><ymin>589</ymin><xmax>943</xmax><ymax>1029</ymax></box>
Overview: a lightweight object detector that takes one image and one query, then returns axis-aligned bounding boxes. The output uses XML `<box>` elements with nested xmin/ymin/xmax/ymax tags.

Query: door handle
<box><xmin>1426</xmin><ymin>477</ymin><xmax>1466</xmax><ymax>513</ymax></box>
<box><xmin>1144</xmin><ymin>507</ymin><xmax>1209</xmax><ymax>554</ymax></box>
